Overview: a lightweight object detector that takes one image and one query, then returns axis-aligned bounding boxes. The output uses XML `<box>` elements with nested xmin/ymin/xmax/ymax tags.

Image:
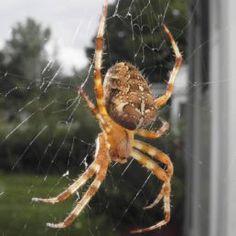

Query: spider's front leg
<box><xmin>32</xmin><ymin>134</ymin><xmax>110</xmax><ymax>228</ymax></box>
<box><xmin>133</xmin><ymin>140</ymin><xmax>173</xmax><ymax>208</ymax></box>
<box><xmin>32</xmin><ymin>159</ymin><xmax>99</xmax><ymax>204</ymax></box>
<box><xmin>130</xmin><ymin>142</ymin><xmax>173</xmax><ymax>234</ymax></box>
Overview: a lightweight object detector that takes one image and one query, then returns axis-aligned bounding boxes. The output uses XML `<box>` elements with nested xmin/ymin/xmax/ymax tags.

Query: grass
<box><xmin>0</xmin><ymin>172</ymin><xmax>118</xmax><ymax>236</ymax></box>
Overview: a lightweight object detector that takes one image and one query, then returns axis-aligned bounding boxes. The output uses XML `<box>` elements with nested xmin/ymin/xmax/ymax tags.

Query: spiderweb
<box><xmin>0</xmin><ymin>0</ymin><xmax>201</xmax><ymax>235</ymax></box>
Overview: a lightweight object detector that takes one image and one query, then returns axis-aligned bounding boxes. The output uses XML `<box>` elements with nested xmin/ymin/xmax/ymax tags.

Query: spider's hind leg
<box><xmin>93</xmin><ymin>0</ymin><xmax>108</xmax><ymax>116</ymax></box>
<box><xmin>155</xmin><ymin>24</ymin><xmax>183</xmax><ymax>108</ymax></box>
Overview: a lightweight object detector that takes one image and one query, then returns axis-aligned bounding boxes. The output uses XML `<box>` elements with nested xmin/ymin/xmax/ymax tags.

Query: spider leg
<box><xmin>133</xmin><ymin>140</ymin><xmax>173</xmax><ymax>179</ymax></box>
<box><xmin>33</xmin><ymin>134</ymin><xmax>110</xmax><ymax>229</ymax></box>
<box><xmin>32</xmin><ymin>135</ymin><xmax>106</xmax><ymax>204</ymax></box>
<box><xmin>130</xmin><ymin>144</ymin><xmax>173</xmax><ymax>234</ymax></box>
<box><xmin>133</xmin><ymin>140</ymin><xmax>173</xmax><ymax>208</ymax></box>
<box><xmin>43</xmin><ymin>134</ymin><xmax>109</xmax><ymax>228</ymax></box>
<box><xmin>32</xmin><ymin>160</ymin><xmax>99</xmax><ymax>204</ymax></box>
<box><xmin>135</xmin><ymin>118</ymin><xmax>169</xmax><ymax>139</ymax></box>
<box><xmin>94</xmin><ymin>0</ymin><xmax>108</xmax><ymax>116</ymax></box>
<box><xmin>155</xmin><ymin>24</ymin><xmax>183</xmax><ymax>108</ymax></box>
<box><xmin>78</xmin><ymin>87</ymin><xmax>98</xmax><ymax>116</ymax></box>
<box><xmin>47</xmin><ymin>157</ymin><xmax>109</xmax><ymax>228</ymax></box>
<box><xmin>79</xmin><ymin>88</ymin><xmax>111</xmax><ymax>133</ymax></box>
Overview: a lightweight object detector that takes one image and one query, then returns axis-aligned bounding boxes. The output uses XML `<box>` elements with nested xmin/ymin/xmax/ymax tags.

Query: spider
<box><xmin>32</xmin><ymin>0</ymin><xmax>182</xmax><ymax>233</ymax></box>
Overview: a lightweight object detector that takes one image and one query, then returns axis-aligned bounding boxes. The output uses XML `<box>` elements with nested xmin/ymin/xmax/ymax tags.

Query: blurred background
<box><xmin>0</xmin><ymin>0</ymin><xmax>235</xmax><ymax>236</ymax></box>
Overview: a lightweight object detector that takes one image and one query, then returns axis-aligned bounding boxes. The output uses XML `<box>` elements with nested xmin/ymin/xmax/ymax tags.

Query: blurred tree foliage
<box><xmin>0</xmin><ymin>18</ymin><xmax>98</xmax><ymax>172</ymax></box>
<box><xmin>0</xmin><ymin>18</ymin><xmax>61</xmax><ymax>117</ymax></box>
<box><xmin>4</xmin><ymin>18</ymin><xmax>50</xmax><ymax>81</ymax></box>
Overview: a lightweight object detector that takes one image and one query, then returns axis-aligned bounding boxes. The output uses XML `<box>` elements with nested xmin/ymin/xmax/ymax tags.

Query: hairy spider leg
<box><xmin>79</xmin><ymin>88</ymin><xmax>98</xmax><ymax>116</ymax></box>
<box><xmin>79</xmin><ymin>88</ymin><xmax>112</xmax><ymax>131</ymax></box>
<box><xmin>130</xmin><ymin>149</ymin><xmax>171</xmax><ymax>233</ymax></box>
<box><xmin>46</xmin><ymin>134</ymin><xmax>109</xmax><ymax>228</ymax></box>
<box><xmin>155</xmin><ymin>24</ymin><xmax>183</xmax><ymax>108</ymax></box>
<box><xmin>135</xmin><ymin>118</ymin><xmax>169</xmax><ymax>139</ymax></box>
<box><xmin>94</xmin><ymin>0</ymin><xmax>108</xmax><ymax>116</ymax></box>
<box><xmin>78</xmin><ymin>0</ymin><xmax>109</xmax><ymax>118</ymax></box>
<box><xmin>132</xmin><ymin>140</ymin><xmax>173</xmax><ymax>209</ymax></box>
<box><xmin>32</xmin><ymin>160</ymin><xmax>99</xmax><ymax>204</ymax></box>
<box><xmin>33</xmin><ymin>134</ymin><xmax>110</xmax><ymax>228</ymax></box>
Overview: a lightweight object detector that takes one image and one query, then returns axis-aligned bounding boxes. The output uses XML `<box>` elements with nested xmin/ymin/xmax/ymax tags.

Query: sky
<box><xmin>0</xmin><ymin>0</ymin><xmax>111</xmax><ymax>74</ymax></box>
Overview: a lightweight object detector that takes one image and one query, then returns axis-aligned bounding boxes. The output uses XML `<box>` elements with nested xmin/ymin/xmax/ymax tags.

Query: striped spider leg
<box><xmin>128</xmin><ymin>22</ymin><xmax>182</xmax><ymax>234</ymax></box>
<box><xmin>32</xmin><ymin>134</ymin><xmax>109</xmax><ymax>228</ymax></box>
<box><xmin>130</xmin><ymin>138</ymin><xmax>173</xmax><ymax>233</ymax></box>
<box><xmin>155</xmin><ymin>24</ymin><xmax>183</xmax><ymax>108</ymax></box>
<box><xmin>125</xmin><ymin>117</ymin><xmax>172</xmax><ymax>234</ymax></box>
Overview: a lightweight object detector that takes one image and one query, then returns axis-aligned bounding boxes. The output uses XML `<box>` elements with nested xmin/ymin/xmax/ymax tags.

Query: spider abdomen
<box><xmin>103</xmin><ymin>62</ymin><xmax>157</xmax><ymax>130</ymax></box>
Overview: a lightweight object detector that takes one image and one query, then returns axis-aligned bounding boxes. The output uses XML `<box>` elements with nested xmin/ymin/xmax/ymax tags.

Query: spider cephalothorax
<box><xmin>104</xmin><ymin>62</ymin><xmax>157</xmax><ymax>130</ymax></box>
<box><xmin>32</xmin><ymin>0</ymin><xmax>182</xmax><ymax>234</ymax></box>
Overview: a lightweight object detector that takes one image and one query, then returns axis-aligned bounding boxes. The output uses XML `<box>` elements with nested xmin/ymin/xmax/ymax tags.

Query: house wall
<box><xmin>184</xmin><ymin>0</ymin><xmax>210</xmax><ymax>235</ymax></box>
<box><xmin>185</xmin><ymin>0</ymin><xmax>236</xmax><ymax>236</ymax></box>
<box><xmin>209</xmin><ymin>0</ymin><xmax>236</xmax><ymax>236</ymax></box>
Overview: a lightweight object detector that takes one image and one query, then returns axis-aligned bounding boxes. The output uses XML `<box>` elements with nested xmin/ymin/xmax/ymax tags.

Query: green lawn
<box><xmin>0</xmin><ymin>172</ymin><xmax>117</xmax><ymax>236</ymax></box>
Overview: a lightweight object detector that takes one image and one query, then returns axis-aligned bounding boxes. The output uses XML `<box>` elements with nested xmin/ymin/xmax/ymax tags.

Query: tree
<box><xmin>86</xmin><ymin>0</ymin><xmax>187</xmax><ymax>82</ymax></box>
<box><xmin>0</xmin><ymin>18</ymin><xmax>63</xmax><ymax>117</ymax></box>
<box><xmin>4</xmin><ymin>18</ymin><xmax>51</xmax><ymax>82</ymax></box>
<box><xmin>0</xmin><ymin>18</ymin><xmax>52</xmax><ymax>105</ymax></box>
<box><xmin>0</xmin><ymin>18</ymin><xmax>99</xmax><ymax>174</ymax></box>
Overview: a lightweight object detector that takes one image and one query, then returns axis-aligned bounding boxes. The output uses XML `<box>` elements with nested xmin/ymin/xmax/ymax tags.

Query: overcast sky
<box><xmin>0</xmin><ymin>0</ymin><xmax>112</xmax><ymax>74</ymax></box>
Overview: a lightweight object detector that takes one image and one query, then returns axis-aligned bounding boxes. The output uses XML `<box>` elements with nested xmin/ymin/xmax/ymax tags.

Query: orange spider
<box><xmin>32</xmin><ymin>0</ymin><xmax>182</xmax><ymax>233</ymax></box>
